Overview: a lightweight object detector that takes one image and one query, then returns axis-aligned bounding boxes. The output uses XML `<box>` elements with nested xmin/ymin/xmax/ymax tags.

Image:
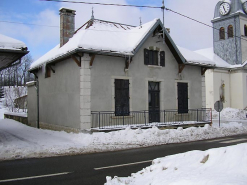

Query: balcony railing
<box><xmin>91</xmin><ymin>108</ymin><xmax>212</xmax><ymax>129</ymax></box>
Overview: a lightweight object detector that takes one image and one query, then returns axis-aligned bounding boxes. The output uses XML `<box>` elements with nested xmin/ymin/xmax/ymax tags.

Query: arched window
<box><xmin>219</xmin><ymin>27</ymin><xmax>225</xmax><ymax>40</ymax></box>
<box><xmin>245</xmin><ymin>25</ymin><xmax>247</xmax><ymax>36</ymax></box>
<box><xmin>227</xmin><ymin>25</ymin><xmax>233</xmax><ymax>38</ymax></box>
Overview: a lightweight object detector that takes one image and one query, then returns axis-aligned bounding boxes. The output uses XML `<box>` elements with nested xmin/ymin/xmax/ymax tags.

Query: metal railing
<box><xmin>91</xmin><ymin>108</ymin><xmax>212</xmax><ymax>129</ymax></box>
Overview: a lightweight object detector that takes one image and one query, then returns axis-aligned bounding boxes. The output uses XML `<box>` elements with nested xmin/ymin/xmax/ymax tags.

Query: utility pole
<box><xmin>162</xmin><ymin>0</ymin><xmax>165</xmax><ymax>43</ymax></box>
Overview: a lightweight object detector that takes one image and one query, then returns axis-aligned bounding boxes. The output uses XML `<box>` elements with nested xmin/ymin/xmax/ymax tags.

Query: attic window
<box><xmin>245</xmin><ymin>25</ymin><xmax>247</xmax><ymax>36</ymax></box>
<box><xmin>219</xmin><ymin>27</ymin><xmax>225</xmax><ymax>40</ymax></box>
<box><xmin>144</xmin><ymin>48</ymin><xmax>165</xmax><ymax>67</ymax></box>
<box><xmin>227</xmin><ymin>25</ymin><xmax>233</xmax><ymax>38</ymax></box>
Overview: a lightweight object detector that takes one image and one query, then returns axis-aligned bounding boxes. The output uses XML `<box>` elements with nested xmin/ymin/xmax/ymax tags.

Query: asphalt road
<box><xmin>0</xmin><ymin>134</ymin><xmax>247</xmax><ymax>185</ymax></box>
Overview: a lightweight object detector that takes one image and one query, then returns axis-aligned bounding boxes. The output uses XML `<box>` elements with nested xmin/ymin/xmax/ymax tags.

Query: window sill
<box><xmin>147</xmin><ymin>65</ymin><xmax>162</xmax><ymax>69</ymax></box>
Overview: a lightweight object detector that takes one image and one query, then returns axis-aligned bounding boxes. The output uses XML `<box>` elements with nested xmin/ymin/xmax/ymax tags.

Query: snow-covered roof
<box><xmin>30</xmin><ymin>19</ymin><xmax>160</xmax><ymax>70</ymax></box>
<box><xmin>195</xmin><ymin>47</ymin><xmax>247</xmax><ymax>69</ymax></box>
<box><xmin>0</xmin><ymin>34</ymin><xmax>27</xmax><ymax>51</ymax></box>
<box><xmin>177</xmin><ymin>46</ymin><xmax>215</xmax><ymax>66</ymax></box>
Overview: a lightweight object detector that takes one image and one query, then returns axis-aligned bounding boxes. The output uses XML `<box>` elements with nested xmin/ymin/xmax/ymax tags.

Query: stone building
<box><xmin>27</xmin><ymin>8</ymin><xmax>213</xmax><ymax>132</ymax></box>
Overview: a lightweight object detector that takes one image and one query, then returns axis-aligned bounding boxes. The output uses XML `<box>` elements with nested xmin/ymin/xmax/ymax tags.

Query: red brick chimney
<box><xmin>59</xmin><ymin>8</ymin><xmax>76</xmax><ymax>47</ymax></box>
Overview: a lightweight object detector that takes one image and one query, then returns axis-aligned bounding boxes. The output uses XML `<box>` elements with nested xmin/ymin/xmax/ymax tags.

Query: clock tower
<box><xmin>212</xmin><ymin>0</ymin><xmax>247</xmax><ymax>65</ymax></box>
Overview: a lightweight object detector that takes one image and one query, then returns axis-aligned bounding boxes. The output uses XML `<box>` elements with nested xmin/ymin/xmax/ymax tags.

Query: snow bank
<box><xmin>0</xmin><ymin>101</ymin><xmax>8</xmax><ymax>119</ymax></box>
<box><xmin>0</xmin><ymin>118</ymin><xmax>247</xmax><ymax>161</ymax></box>
<box><xmin>105</xmin><ymin>143</ymin><xmax>247</xmax><ymax>185</ymax></box>
<box><xmin>212</xmin><ymin>107</ymin><xmax>247</xmax><ymax>120</ymax></box>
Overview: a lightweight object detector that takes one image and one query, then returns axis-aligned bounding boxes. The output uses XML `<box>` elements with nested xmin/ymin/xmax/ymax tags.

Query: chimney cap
<box><xmin>59</xmin><ymin>7</ymin><xmax>76</xmax><ymax>14</ymax></box>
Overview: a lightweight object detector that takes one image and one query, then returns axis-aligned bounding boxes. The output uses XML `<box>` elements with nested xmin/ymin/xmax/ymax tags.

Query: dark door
<box><xmin>149</xmin><ymin>82</ymin><xmax>160</xmax><ymax>122</ymax></box>
<box><xmin>177</xmin><ymin>82</ymin><xmax>188</xmax><ymax>113</ymax></box>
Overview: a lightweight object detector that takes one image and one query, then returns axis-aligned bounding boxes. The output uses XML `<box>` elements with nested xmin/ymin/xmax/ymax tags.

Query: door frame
<box><xmin>145</xmin><ymin>78</ymin><xmax>164</xmax><ymax>111</ymax></box>
<box><xmin>148</xmin><ymin>81</ymin><xmax>160</xmax><ymax>122</ymax></box>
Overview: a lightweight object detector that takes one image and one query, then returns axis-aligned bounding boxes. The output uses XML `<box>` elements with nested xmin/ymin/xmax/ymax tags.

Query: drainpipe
<box><xmin>34</xmin><ymin>73</ymin><xmax>39</xmax><ymax>129</ymax></box>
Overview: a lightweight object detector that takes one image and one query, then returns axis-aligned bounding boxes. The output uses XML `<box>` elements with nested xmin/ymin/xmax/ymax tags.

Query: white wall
<box><xmin>205</xmin><ymin>69</ymin><xmax>231</xmax><ymax>109</ymax></box>
<box><xmin>90</xmin><ymin>33</ymin><xmax>203</xmax><ymax>113</ymax></box>
<box><xmin>205</xmin><ymin>68</ymin><xmax>247</xmax><ymax>110</ymax></box>
<box><xmin>230</xmin><ymin>70</ymin><xmax>247</xmax><ymax>109</ymax></box>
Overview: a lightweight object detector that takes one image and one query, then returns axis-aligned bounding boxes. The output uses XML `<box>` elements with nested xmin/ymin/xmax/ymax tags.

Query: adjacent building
<box><xmin>197</xmin><ymin>0</ymin><xmax>247</xmax><ymax>109</ymax></box>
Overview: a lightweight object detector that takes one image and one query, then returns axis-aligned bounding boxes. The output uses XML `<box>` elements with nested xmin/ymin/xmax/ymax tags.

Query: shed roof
<box><xmin>0</xmin><ymin>34</ymin><xmax>28</xmax><ymax>70</ymax></box>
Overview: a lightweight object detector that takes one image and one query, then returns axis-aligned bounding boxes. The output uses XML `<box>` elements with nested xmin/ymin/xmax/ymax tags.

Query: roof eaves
<box><xmin>185</xmin><ymin>61</ymin><xmax>216</xmax><ymax>68</ymax></box>
<box><xmin>29</xmin><ymin>48</ymin><xmax>133</xmax><ymax>72</ymax></box>
<box><xmin>77</xmin><ymin>48</ymin><xmax>134</xmax><ymax>57</ymax></box>
<box><xmin>29</xmin><ymin>49</ymin><xmax>77</xmax><ymax>72</ymax></box>
<box><xmin>0</xmin><ymin>48</ymin><xmax>29</xmax><ymax>54</ymax></box>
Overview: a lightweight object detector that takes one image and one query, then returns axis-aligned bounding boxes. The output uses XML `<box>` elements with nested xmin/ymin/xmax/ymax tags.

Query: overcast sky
<box><xmin>0</xmin><ymin>0</ymin><xmax>219</xmax><ymax>61</ymax></box>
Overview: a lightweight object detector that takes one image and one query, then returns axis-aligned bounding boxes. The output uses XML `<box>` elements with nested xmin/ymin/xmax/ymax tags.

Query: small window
<box><xmin>115</xmin><ymin>79</ymin><xmax>129</xmax><ymax>116</ymax></box>
<box><xmin>144</xmin><ymin>49</ymin><xmax>165</xmax><ymax>66</ymax></box>
<box><xmin>45</xmin><ymin>66</ymin><xmax>51</xmax><ymax>78</ymax></box>
<box><xmin>245</xmin><ymin>25</ymin><xmax>247</xmax><ymax>36</ymax></box>
<box><xmin>227</xmin><ymin>25</ymin><xmax>233</xmax><ymax>38</ymax></box>
<box><xmin>219</xmin><ymin>27</ymin><xmax>225</xmax><ymax>40</ymax></box>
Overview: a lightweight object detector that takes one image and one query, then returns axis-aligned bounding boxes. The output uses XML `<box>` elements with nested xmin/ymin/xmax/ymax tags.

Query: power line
<box><xmin>42</xmin><ymin>0</ymin><xmax>247</xmax><ymax>42</ymax></box>
<box><xmin>41</xmin><ymin>0</ymin><xmax>161</xmax><ymax>8</ymax></box>
<box><xmin>2</xmin><ymin>1</ymin><xmax>247</xmax><ymax>42</ymax></box>
<box><xmin>0</xmin><ymin>20</ymin><xmax>59</xmax><ymax>28</ymax></box>
<box><xmin>165</xmin><ymin>8</ymin><xmax>247</xmax><ymax>42</ymax></box>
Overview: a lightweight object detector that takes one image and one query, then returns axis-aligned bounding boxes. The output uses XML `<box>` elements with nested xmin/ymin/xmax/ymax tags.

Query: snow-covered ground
<box><xmin>105</xmin><ymin>143</ymin><xmax>247</xmax><ymax>185</ymax></box>
<box><xmin>212</xmin><ymin>107</ymin><xmax>247</xmax><ymax>120</ymax></box>
<box><xmin>0</xmin><ymin>100</ymin><xmax>8</xmax><ymax>119</ymax></box>
<box><xmin>0</xmin><ymin>104</ymin><xmax>247</xmax><ymax>161</ymax></box>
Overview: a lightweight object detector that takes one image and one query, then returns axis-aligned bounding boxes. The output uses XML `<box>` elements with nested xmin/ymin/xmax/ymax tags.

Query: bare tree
<box><xmin>1</xmin><ymin>54</ymin><xmax>33</xmax><ymax>112</ymax></box>
<box><xmin>3</xmin><ymin>86</ymin><xmax>27</xmax><ymax>112</ymax></box>
<box><xmin>1</xmin><ymin>54</ymin><xmax>34</xmax><ymax>87</ymax></box>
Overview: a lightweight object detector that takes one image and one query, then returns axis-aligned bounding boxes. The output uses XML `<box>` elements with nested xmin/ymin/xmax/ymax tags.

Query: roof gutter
<box><xmin>0</xmin><ymin>48</ymin><xmax>29</xmax><ymax>54</ymax></box>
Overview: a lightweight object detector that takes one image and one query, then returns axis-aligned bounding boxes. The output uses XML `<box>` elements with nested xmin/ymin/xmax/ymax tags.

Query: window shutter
<box><xmin>115</xmin><ymin>79</ymin><xmax>130</xmax><ymax>116</ymax></box>
<box><xmin>160</xmin><ymin>51</ymin><xmax>165</xmax><ymax>67</ymax></box>
<box><xmin>144</xmin><ymin>49</ymin><xmax>149</xmax><ymax>65</ymax></box>
<box><xmin>153</xmin><ymin>51</ymin><xmax>158</xmax><ymax>65</ymax></box>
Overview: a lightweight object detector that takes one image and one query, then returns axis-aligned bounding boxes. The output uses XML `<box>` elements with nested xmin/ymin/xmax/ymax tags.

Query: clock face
<box><xmin>243</xmin><ymin>2</ymin><xmax>247</xmax><ymax>14</ymax></box>
<box><xmin>219</xmin><ymin>2</ymin><xmax>231</xmax><ymax>15</ymax></box>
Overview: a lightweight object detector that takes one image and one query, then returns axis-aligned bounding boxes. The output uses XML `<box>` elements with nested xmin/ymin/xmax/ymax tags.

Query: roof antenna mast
<box><xmin>139</xmin><ymin>17</ymin><xmax>142</xmax><ymax>28</ymax></box>
<box><xmin>91</xmin><ymin>7</ymin><xmax>94</xmax><ymax>20</ymax></box>
<box><xmin>162</xmin><ymin>0</ymin><xmax>165</xmax><ymax>43</ymax></box>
